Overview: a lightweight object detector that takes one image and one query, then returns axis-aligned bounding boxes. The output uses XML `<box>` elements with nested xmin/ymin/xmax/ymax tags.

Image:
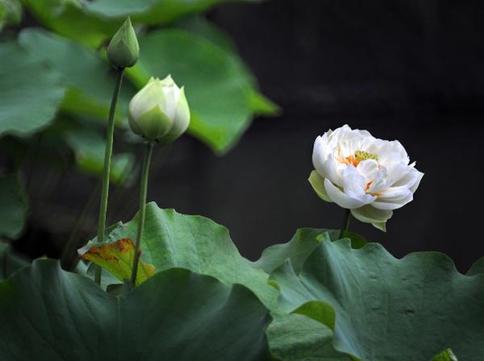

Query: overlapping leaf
<box><xmin>0</xmin><ymin>259</ymin><xmax>270</xmax><ymax>360</ymax></box>
<box><xmin>255</xmin><ymin>228</ymin><xmax>366</xmax><ymax>274</ymax></box>
<box><xmin>83</xmin><ymin>202</ymin><xmax>279</xmax><ymax>309</ymax></box>
<box><xmin>264</xmin><ymin>230</ymin><xmax>484</xmax><ymax>361</ymax></box>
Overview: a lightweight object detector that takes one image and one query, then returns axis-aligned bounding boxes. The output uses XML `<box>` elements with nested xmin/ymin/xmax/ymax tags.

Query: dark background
<box><xmin>19</xmin><ymin>0</ymin><xmax>484</xmax><ymax>271</ymax></box>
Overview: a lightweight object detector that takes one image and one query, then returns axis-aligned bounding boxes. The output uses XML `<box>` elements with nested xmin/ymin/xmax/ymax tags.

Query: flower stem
<box><xmin>130</xmin><ymin>141</ymin><xmax>154</xmax><ymax>287</ymax></box>
<box><xmin>95</xmin><ymin>68</ymin><xmax>125</xmax><ymax>285</ymax></box>
<box><xmin>339</xmin><ymin>209</ymin><xmax>351</xmax><ymax>239</ymax></box>
<box><xmin>61</xmin><ymin>181</ymin><xmax>100</xmax><ymax>270</ymax></box>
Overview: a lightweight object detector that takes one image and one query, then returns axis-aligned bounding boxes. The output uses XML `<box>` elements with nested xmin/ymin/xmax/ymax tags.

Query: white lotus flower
<box><xmin>309</xmin><ymin>124</ymin><xmax>423</xmax><ymax>231</ymax></box>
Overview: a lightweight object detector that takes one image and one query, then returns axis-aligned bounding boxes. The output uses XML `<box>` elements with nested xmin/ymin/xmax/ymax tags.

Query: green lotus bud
<box><xmin>107</xmin><ymin>17</ymin><xmax>139</xmax><ymax>69</ymax></box>
<box><xmin>128</xmin><ymin>75</ymin><xmax>190</xmax><ymax>143</ymax></box>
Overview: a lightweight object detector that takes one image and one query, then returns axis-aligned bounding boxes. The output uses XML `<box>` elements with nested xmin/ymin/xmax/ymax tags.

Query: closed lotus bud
<box><xmin>128</xmin><ymin>75</ymin><xmax>190</xmax><ymax>143</ymax></box>
<box><xmin>107</xmin><ymin>17</ymin><xmax>139</xmax><ymax>69</ymax></box>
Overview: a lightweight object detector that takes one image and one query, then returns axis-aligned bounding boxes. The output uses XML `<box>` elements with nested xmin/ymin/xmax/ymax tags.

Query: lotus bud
<box><xmin>107</xmin><ymin>17</ymin><xmax>139</xmax><ymax>69</ymax></box>
<box><xmin>128</xmin><ymin>75</ymin><xmax>190</xmax><ymax>143</ymax></box>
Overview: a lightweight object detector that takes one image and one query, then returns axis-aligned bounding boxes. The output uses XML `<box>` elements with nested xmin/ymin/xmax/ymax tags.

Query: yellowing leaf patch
<box><xmin>80</xmin><ymin>238</ymin><xmax>155</xmax><ymax>285</ymax></box>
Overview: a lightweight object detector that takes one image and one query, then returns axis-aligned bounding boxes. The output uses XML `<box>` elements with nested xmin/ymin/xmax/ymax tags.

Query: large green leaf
<box><xmin>18</xmin><ymin>28</ymin><xmax>134</xmax><ymax>122</ymax></box>
<box><xmin>128</xmin><ymin>29</ymin><xmax>275</xmax><ymax>153</ymax></box>
<box><xmin>0</xmin><ymin>174</ymin><xmax>27</xmax><ymax>239</ymax></box>
<box><xmin>0</xmin><ymin>259</ymin><xmax>270</xmax><ymax>360</ymax></box>
<box><xmin>260</xmin><ymin>230</ymin><xmax>355</xmax><ymax>361</ymax></box>
<box><xmin>177</xmin><ymin>16</ymin><xmax>238</xmax><ymax>52</ymax></box>
<box><xmin>84</xmin><ymin>202</ymin><xmax>279</xmax><ymax>309</ymax></box>
<box><xmin>268</xmin><ymin>235</ymin><xmax>484</xmax><ymax>361</ymax></box>
<box><xmin>175</xmin><ymin>17</ymin><xmax>279</xmax><ymax>118</ymax></box>
<box><xmin>0</xmin><ymin>42</ymin><xmax>65</xmax><ymax>137</ymax></box>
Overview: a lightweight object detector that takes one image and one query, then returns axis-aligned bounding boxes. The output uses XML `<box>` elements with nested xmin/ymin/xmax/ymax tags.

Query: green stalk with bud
<box><xmin>95</xmin><ymin>17</ymin><xmax>139</xmax><ymax>285</ymax></box>
<box><xmin>128</xmin><ymin>75</ymin><xmax>191</xmax><ymax>287</ymax></box>
<box><xmin>106</xmin><ymin>17</ymin><xmax>139</xmax><ymax>69</ymax></box>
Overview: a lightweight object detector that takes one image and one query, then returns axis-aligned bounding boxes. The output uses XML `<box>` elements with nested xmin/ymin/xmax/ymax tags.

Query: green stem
<box><xmin>1</xmin><ymin>247</ymin><xmax>8</xmax><ymax>278</ymax></box>
<box><xmin>95</xmin><ymin>68</ymin><xmax>125</xmax><ymax>285</ymax></box>
<box><xmin>130</xmin><ymin>142</ymin><xmax>154</xmax><ymax>287</ymax></box>
<box><xmin>339</xmin><ymin>209</ymin><xmax>351</xmax><ymax>239</ymax></box>
<box><xmin>60</xmin><ymin>181</ymin><xmax>100</xmax><ymax>270</ymax></box>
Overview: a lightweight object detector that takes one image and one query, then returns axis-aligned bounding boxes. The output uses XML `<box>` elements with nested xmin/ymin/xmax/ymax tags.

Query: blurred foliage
<box><xmin>0</xmin><ymin>42</ymin><xmax>65</xmax><ymax>137</ymax></box>
<box><xmin>0</xmin><ymin>175</ymin><xmax>27</xmax><ymax>238</ymax></box>
<box><xmin>63</xmin><ymin>124</ymin><xmax>135</xmax><ymax>184</ymax></box>
<box><xmin>0</xmin><ymin>0</ymin><xmax>21</xmax><ymax>30</ymax></box>
<box><xmin>0</xmin><ymin>0</ymin><xmax>277</xmax><ymax>243</ymax></box>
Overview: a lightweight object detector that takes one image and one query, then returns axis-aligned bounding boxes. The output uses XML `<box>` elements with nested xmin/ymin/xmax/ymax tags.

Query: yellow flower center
<box><xmin>343</xmin><ymin>150</ymin><xmax>379</xmax><ymax>167</ymax></box>
<box><xmin>354</xmin><ymin>150</ymin><xmax>378</xmax><ymax>162</ymax></box>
